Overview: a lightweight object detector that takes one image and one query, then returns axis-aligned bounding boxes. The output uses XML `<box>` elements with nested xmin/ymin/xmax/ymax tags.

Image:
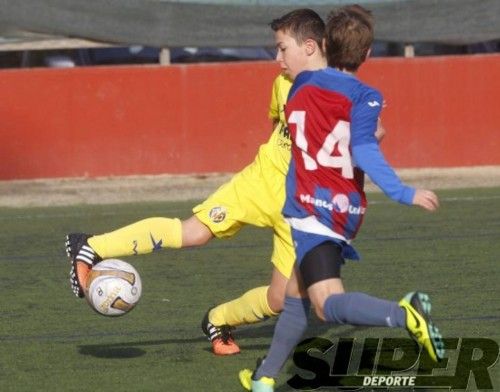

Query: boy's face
<box><xmin>274</xmin><ymin>29</ymin><xmax>310</xmax><ymax>80</ymax></box>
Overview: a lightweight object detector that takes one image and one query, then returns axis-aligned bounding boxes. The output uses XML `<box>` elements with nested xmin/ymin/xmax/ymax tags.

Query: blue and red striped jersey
<box><xmin>283</xmin><ymin>67</ymin><xmax>414</xmax><ymax>243</ymax></box>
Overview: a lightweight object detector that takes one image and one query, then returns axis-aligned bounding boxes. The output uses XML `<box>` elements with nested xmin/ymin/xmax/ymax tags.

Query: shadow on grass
<box><xmin>78</xmin><ymin>336</ymin><xmax>207</xmax><ymax>358</ymax></box>
<box><xmin>77</xmin><ymin>320</ymin><xmax>373</xmax><ymax>359</ymax></box>
<box><xmin>235</xmin><ymin>318</ymin><xmax>373</xmax><ymax>342</ymax></box>
<box><xmin>79</xmin><ymin>345</ymin><xmax>147</xmax><ymax>358</ymax></box>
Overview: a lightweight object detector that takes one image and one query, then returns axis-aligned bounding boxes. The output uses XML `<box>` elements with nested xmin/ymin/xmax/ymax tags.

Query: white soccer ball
<box><xmin>86</xmin><ymin>259</ymin><xmax>142</xmax><ymax>317</ymax></box>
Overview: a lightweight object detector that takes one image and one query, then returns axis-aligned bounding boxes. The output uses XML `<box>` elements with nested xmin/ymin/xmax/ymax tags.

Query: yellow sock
<box><xmin>209</xmin><ymin>286</ymin><xmax>279</xmax><ymax>327</ymax></box>
<box><xmin>88</xmin><ymin>217</ymin><xmax>182</xmax><ymax>258</ymax></box>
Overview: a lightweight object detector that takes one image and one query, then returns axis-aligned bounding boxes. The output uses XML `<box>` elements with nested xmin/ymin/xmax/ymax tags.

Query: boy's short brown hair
<box><xmin>324</xmin><ymin>5</ymin><xmax>374</xmax><ymax>72</ymax></box>
<box><xmin>270</xmin><ymin>8</ymin><xmax>325</xmax><ymax>49</ymax></box>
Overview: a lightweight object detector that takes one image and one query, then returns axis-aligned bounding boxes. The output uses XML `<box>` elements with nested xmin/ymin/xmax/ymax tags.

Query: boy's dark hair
<box><xmin>270</xmin><ymin>8</ymin><xmax>325</xmax><ymax>49</ymax></box>
<box><xmin>325</xmin><ymin>5</ymin><xmax>374</xmax><ymax>72</ymax></box>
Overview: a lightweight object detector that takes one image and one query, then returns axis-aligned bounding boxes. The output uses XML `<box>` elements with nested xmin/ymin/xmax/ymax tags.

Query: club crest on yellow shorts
<box><xmin>209</xmin><ymin>206</ymin><xmax>227</xmax><ymax>223</ymax></box>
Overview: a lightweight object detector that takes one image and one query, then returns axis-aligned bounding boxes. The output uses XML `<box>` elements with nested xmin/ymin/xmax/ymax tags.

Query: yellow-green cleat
<box><xmin>239</xmin><ymin>368</ymin><xmax>275</xmax><ymax>392</ymax></box>
<box><xmin>399</xmin><ymin>291</ymin><xmax>445</xmax><ymax>362</ymax></box>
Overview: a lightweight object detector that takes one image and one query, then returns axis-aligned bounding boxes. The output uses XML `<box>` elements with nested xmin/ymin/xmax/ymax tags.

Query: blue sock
<box><xmin>323</xmin><ymin>292</ymin><xmax>405</xmax><ymax>327</ymax></box>
<box><xmin>255</xmin><ymin>296</ymin><xmax>310</xmax><ymax>379</ymax></box>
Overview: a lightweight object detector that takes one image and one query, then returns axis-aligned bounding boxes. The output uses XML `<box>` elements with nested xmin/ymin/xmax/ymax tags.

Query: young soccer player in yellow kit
<box><xmin>66</xmin><ymin>9</ymin><xmax>384</xmax><ymax>357</ymax></box>
<box><xmin>67</xmin><ymin>71</ymin><xmax>299</xmax><ymax>356</ymax></box>
<box><xmin>67</xmin><ymin>9</ymin><xmax>325</xmax><ymax>356</ymax></box>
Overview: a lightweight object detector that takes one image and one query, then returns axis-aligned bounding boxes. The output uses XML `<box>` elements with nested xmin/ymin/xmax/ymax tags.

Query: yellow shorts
<box><xmin>193</xmin><ymin>155</ymin><xmax>294</xmax><ymax>278</ymax></box>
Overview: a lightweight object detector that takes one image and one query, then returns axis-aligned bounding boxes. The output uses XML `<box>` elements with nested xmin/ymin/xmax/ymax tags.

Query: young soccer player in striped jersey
<box><xmin>240</xmin><ymin>5</ymin><xmax>445</xmax><ymax>391</ymax></box>
<box><xmin>66</xmin><ymin>9</ymin><xmax>327</xmax><ymax>356</ymax></box>
<box><xmin>66</xmin><ymin>9</ymin><xmax>388</xmax><ymax>357</ymax></box>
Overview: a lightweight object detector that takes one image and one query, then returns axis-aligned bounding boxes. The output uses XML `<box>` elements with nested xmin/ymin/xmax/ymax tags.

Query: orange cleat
<box><xmin>201</xmin><ymin>309</ymin><xmax>241</xmax><ymax>355</ymax></box>
<box><xmin>211</xmin><ymin>333</ymin><xmax>241</xmax><ymax>356</ymax></box>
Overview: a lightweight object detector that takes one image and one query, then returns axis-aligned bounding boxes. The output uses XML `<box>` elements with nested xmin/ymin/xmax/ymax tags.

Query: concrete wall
<box><xmin>1</xmin><ymin>54</ymin><xmax>498</xmax><ymax>180</ymax></box>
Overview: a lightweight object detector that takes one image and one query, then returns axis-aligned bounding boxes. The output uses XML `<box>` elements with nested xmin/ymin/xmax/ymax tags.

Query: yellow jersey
<box><xmin>256</xmin><ymin>74</ymin><xmax>293</xmax><ymax>176</ymax></box>
<box><xmin>192</xmin><ymin>73</ymin><xmax>295</xmax><ymax>277</ymax></box>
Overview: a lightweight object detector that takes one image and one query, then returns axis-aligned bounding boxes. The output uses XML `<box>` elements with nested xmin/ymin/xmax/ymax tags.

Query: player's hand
<box><xmin>375</xmin><ymin>118</ymin><xmax>386</xmax><ymax>142</ymax></box>
<box><xmin>412</xmin><ymin>189</ymin><xmax>439</xmax><ymax>211</ymax></box>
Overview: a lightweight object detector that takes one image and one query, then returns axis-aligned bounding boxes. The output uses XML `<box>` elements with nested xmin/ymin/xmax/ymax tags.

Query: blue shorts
<box><xmin>291</xmin><ymin>228</ymin><xmax>360</xmax><ymax>266</ymax></box>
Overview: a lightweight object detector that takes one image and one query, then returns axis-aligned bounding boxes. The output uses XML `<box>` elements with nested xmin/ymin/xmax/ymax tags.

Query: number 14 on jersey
<box><xmin>288</xmin><ymin>110</ymin><xmax>354</xmax><ymax>179</ymax></box>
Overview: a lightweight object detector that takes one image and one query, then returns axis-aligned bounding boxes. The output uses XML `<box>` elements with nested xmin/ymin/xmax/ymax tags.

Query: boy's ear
<box><xmin>304</xmin><ymin>38</ymin><xmax>318</xmax><ymax>56</ymax></box>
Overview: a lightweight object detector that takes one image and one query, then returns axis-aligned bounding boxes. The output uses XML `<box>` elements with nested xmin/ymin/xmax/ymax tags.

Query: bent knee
<box><xmin>267</xmin><ymin>289</ymin><xmax>285</xmax><ymax>313</ymax></box>
<box><xmin>313</xmin><ymin>304</ymin><xmax>327</xmax><ymax>321</ymax></box>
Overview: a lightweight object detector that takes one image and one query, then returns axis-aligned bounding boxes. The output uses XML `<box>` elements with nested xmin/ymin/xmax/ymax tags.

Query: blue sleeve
<box><xmin>352</xmin><ymin>143</ymin><xmax>416</xmax><ymax>205</ymax></box>
<box><xmin>350</xmin><ymin>88</ymin><xmax>382</xmax><ymax>146</ymax></box>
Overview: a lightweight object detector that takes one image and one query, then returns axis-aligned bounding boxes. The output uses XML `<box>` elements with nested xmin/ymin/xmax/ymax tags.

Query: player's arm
<box><xmin>355</xmin><ymin>117</ymin><xmax>385</xmax><ymax>190</ymax></box>
<box><xmin>350</xmin><ymin>92</ymin><xmax>438</xmax><ymax>211</ymax></box>
<box><xmin>354</xmin><ymin>143</ymin><xmax>439</xmax><ymax>211</ymax></box>
<box><xmin>353</xmin><ymin>142</ymin><xmax>415</xmax><ymax>204</ymax></box>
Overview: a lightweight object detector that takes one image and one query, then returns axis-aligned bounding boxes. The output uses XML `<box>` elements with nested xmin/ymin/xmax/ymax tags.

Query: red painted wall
<box><xmin>0</xmin><ymin>55</ymin><xmax>499</xmax><ymax>180</ymax></box>
<box><xmin>358</xmin><ymin>54</ymin><xmax>500</xmax><ymax>168</ymax></box>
